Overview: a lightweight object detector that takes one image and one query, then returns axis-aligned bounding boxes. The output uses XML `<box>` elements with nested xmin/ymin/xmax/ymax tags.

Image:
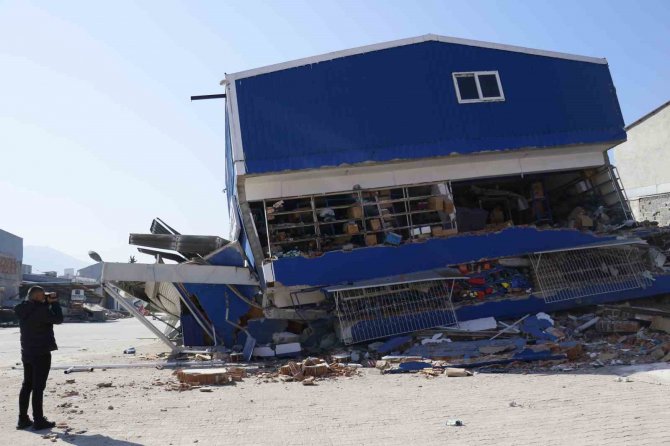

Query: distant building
<box><xmin>611</xmin><ymin>100</ymin><xmax>670</xmax><ymax>225</ymax></box>
<box><xmin>77</xmin><ymin>262</ymin><xmax>115</xmax><ymax>310</ymax></box>
<box><xmin>22</xmin><ymin>264</ymin><xmax>32</xmax><ymax>275</ymax></box>
<box><xmin>0</xmin><ymin>229</ymin><xmax>23</xmax><ymax>305</ymax></box>
<box><xmin>63</xmin><ymin>268</ymin><xmax>75</xmax><ymax>279</ymax></box>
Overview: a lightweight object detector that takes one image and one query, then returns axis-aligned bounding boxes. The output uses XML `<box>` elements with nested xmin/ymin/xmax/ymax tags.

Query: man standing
<box><xmin>14</xmin><ymin>286</ymin><xmax>63</xmax><ymax>430</ymax></box>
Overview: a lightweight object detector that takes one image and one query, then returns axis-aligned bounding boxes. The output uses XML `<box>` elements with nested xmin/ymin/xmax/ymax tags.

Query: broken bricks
<box><xmin>278</xmin><ymin>358</ymin><xmax>360</xmax><ymax>382</ymax></box>
<box><xmin>175</xmin><ymin>367</ymin><xmax>247</xmax><ymax>386</ymax></box>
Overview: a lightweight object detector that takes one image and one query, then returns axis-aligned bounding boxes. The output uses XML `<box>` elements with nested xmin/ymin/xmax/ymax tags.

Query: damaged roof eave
<box><xmin>237</xmin><ymin>139</ymin><xmax>624</xmax><ymax>180</ymax></box>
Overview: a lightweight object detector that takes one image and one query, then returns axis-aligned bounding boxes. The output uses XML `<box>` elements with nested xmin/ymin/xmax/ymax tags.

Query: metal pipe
<box><xmin>190</xmin><ymin>94</ymin><xmax>227</xmax><ymax>101</ymax></box>
<box><xmin>489</xmin><ymin>314</ymin><xmax>531</xmax><ymax>340</ymax></box>
<box><xmin>103</xmin><ymin>284</ymin><xmax>180</xmax><ymax>354</ymax></box>
<box><xmin>51</xmin><ymin>361</ymin><xmax>261</xmax><ymax>371</ymax></box>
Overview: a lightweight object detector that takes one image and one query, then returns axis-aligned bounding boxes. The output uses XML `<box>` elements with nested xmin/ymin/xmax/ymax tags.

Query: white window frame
<box><xmin>452</xmin><ymin>71</ymin><xmax>505</xmax><ymax>104</ymax></box>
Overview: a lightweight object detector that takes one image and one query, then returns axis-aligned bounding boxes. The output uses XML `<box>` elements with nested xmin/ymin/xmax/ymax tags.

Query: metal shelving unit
<box><xmin>256</xmin><ymin>181</ymin><xmax>458</xmax><ymax>258</ymax></box>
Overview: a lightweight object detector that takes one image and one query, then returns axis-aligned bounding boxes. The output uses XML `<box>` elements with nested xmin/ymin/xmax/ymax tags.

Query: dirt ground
<box><xmin>1</xmin><ymin>319</ymin><xmax>669</xmax><ymax>446</ymax></box>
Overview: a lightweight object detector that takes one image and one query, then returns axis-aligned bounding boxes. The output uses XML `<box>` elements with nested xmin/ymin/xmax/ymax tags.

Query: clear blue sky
<box><xmin>1</xmin><ymin>0</ymin><xmax>669</xmax><ymax>264</ymax></box>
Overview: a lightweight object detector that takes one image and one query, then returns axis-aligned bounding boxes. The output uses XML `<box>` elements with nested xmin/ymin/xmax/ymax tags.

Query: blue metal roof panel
<box><xmin>234</xmin><ymin>40</ymin><xmax>625</xmax><ymax>174</ymax></box>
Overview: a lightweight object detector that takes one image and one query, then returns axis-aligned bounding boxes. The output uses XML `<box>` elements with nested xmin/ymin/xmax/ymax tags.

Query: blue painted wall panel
<box><xmin>271</xmin><ymin>227</ymin><xmax>617</xmax><ymax>287</ymax></box>
<box><xmin>234</xmin><ymin>41</ymin><xmax>624</xmax><ymax>174</ymax></box>
<box><xmin>181</xmin><ymin>283</ymin><xmax>250</xmax><ymax>347</ymax></box>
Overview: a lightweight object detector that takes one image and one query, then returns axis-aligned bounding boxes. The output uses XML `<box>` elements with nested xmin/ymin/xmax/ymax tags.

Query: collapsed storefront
<box><xmin>96</xmin><ymin>35</ymin><xmax>670</xmax><ymax>355</ymax></box>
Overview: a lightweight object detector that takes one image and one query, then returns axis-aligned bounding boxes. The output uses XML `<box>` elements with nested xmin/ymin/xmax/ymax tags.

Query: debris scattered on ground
<box><xmin>175</xmin><ymin>367</ymin><xmax>246</xmax><ymax>386</ymax></box>
<box><xmin>64</xmin><ymin>366</ymin><xmax>94</xmax><ymax>374</ymax></box>
<box><xmin>445</xmin><ymin>367</ymin><xmax>472</xmax><ymax>377</ymax></box>
<box><xmin>302</xmin><ymin>376</ymin><xmax>316</xmax><ymax>386</ymax></box>
<box><xmin>111</xmin><ymin>296</ymin><xmax>670</xmax><ymax>390</ymax></box>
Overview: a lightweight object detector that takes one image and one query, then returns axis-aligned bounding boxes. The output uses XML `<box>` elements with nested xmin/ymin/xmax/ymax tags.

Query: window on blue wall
<box><xmin>452</xmin><ymin>71</ymin><xmax>504</xmax><ymax>104</ymax></box>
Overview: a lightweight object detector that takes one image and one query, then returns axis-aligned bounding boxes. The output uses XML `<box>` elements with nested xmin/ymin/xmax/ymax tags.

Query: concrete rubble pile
<box><xmin>362</xmin><ymin>299</ymin><xmax>670</xmax><ymax>375</ymax></box>
<box><xmin>158</xmin><ymin>297</ymin><xmax>670</xmax><ymax>388</ymax></box>
<box><xmin>165</xmin><ymin>358</ymin><xmax>362</xmax><ymax>389</ymax></box>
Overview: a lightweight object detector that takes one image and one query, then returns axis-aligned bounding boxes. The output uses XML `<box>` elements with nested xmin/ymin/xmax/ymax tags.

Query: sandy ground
<box><xmin>0</xmin><ymin>317</ymin><xmax>170</xmax><ymax>368</ymax></box>
<box><xmin>1</xmin><ymin>319</ymin><xmax>669</xmax><ymax>446</ymax></box>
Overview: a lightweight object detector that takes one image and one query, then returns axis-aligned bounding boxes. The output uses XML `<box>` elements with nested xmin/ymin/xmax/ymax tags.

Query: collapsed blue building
<box><xmin>119</xmin><ymin>35</ymin><xmax>670</xmax><ymax>350</ymax></box>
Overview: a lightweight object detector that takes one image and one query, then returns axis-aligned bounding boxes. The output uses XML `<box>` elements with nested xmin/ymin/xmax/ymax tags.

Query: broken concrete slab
<box><xmin>445</xmin><ymin>368</ymin><xmax>472</xmax><ymax>377</ymax></box>
<box><xmin>457</xmin><ymin>317</ymin><xmax>497</xmax><ymax>331</ymax></box>
<box><xmin>275</xmin><ymin>342</ymin><xmax>302</xmax><ymax>357</ymax></box>
<box><xmin>252</xmin><ymin>346</ymin><xmax>276</xmax><ymax>358</ymax></box>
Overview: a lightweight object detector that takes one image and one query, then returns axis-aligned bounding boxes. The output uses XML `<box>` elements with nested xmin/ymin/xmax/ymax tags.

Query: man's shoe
<box><xmin>32</xmin><ymin>418</ymin><xmax>56</xmax><ymax>430</ymax></box>
<box><xmin>16</xmin><ymin>416</ymin><xmax>33</xmax><ymax>430</ymax></box>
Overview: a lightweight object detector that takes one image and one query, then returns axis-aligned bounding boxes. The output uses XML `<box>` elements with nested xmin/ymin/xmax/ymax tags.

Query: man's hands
<box><xmin>46</xmin><ymin>293</ymin><xmax>59</xmax><ymax>304</ymax></box>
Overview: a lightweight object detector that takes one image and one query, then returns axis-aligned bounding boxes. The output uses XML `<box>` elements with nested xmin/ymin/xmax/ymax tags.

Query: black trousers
<box><xmin>19</xmin><ymin>353</ymin><xmax>52</xmax><ymax>420</ymax></box>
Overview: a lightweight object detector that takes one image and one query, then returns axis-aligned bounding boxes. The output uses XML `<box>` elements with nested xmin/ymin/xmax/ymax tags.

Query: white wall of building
<box><xmin>0</xmin><ymin>229</ymin><xmax>23</xmax><ymax>305</ymax></box>
<box><xmin>611</xmin><ymin>102</ymin><xmax>670</xmax><ymax>224</ymax></box>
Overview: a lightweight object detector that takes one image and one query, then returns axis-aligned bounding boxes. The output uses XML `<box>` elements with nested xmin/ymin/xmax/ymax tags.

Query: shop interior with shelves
<box><xmin>450</xmin><ymin>166</ymin><xmax>630</xmax><ymax>234</ymax></box>
<box><xmin>248</xmin><ymin>181</ymin><xmax>458</xmax><ymax>259</ymax></box>
<box><xmin>247</xmin><ymin>166</ymin><xmax>628</xmax><ymax>260</ymax></box>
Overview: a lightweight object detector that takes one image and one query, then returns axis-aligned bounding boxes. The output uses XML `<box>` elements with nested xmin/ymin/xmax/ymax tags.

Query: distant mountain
<box><xmin>23</xmin><ymin>246</ymin><xmax>91</xmax><ymax>275</ymax></box>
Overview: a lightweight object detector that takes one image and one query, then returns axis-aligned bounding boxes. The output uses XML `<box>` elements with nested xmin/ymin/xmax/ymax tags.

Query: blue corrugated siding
<box><xmin>271</xmin><ymin>227</ymin><xmax>617</xmax><ymax>287</ymax></box>
<box><xmin>234</xmin><ymin>41</ymin><xmax>624</xmax><ymax>174</ymax></box>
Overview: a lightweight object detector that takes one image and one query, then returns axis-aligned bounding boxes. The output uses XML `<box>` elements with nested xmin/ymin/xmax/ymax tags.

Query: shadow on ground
<box><xmin>29</xmin><ymin>432</ymin><xmax>143</xmax><ymax>446</ymax></box>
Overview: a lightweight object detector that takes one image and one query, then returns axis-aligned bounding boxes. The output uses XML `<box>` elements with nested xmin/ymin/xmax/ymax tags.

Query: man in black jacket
<box><xmin>14</xmin><ymin>286</ymin><xmax>63</xmax><ymax>430</ymax></box>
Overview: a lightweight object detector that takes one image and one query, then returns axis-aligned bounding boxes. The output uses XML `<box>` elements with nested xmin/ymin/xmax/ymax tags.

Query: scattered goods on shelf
<box><xmin>248</xmin><ymin>166</ymin><xmax>643</xmax><ymax>260</ymax></box>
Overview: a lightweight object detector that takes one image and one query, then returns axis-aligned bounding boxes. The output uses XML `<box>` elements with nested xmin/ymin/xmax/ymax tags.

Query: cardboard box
<box><xmin>369</xmin><ymin>218</ymin><xmax>382</xmax><ymax>231</ymax></box>
<box><xmin>347</xmin><ymin>206</ymin><xmax>363</xmax><ymax>219</ymax></box>
<box><xmin>343</xmin><ymin>222</ymin><xmax>359</xmax><ymax>235</ymax></box>
<box><xmin>442</xmin><ymin>228</ymin><xmax>458</xmax><ymax>237</ymax></box>
<box><xmin>431</xmin><ymin>226</ymin><xmax>444</xmax><ymax>236</ymax></box>
<box><xmin>365</xmin><ymin>234</ymin><xmax>378</xmax><ymax>246</ymax></box>
<box><xmin>427</xmin><ymin>196</ymin><xmax>444</xmax><ymax>211</ymax></box>
<box><xmin>650</xmin><ymin>316</ymin><xmax>670</xmax><ymax>334</ymax></box>
<box><xmin>428</xmin><ymin>196</ymin><xmax>455</xmax><ymax>214</ymax></box>
<box><xmin>579</xmin><ymin>215</ymin><xmax>594</xmax><ymax>228</ymax></box>
<box><xmin>443</xmin><ymin>199</ymin><xmax>455</xmax><ymax>214</ymax></box>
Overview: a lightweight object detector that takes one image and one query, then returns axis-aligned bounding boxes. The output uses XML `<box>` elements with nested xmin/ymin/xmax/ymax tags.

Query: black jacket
<box><xmin>14</xmin><ymin>300</ymin><xmax>63</xmax><ymax>355</ymax></box>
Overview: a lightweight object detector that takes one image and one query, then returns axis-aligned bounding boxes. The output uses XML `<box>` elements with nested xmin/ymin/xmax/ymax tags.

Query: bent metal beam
<box><xmin>99</xmin><ymin>262</ymin><xmax>259</xmax><ymax>286</ymax></box>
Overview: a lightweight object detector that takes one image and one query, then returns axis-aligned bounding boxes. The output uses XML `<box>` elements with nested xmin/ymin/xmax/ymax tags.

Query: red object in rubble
<box><xmin>468</xmin><ymin>277</ymin><xmax>486</xmax><ymax>285</ymax></box>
